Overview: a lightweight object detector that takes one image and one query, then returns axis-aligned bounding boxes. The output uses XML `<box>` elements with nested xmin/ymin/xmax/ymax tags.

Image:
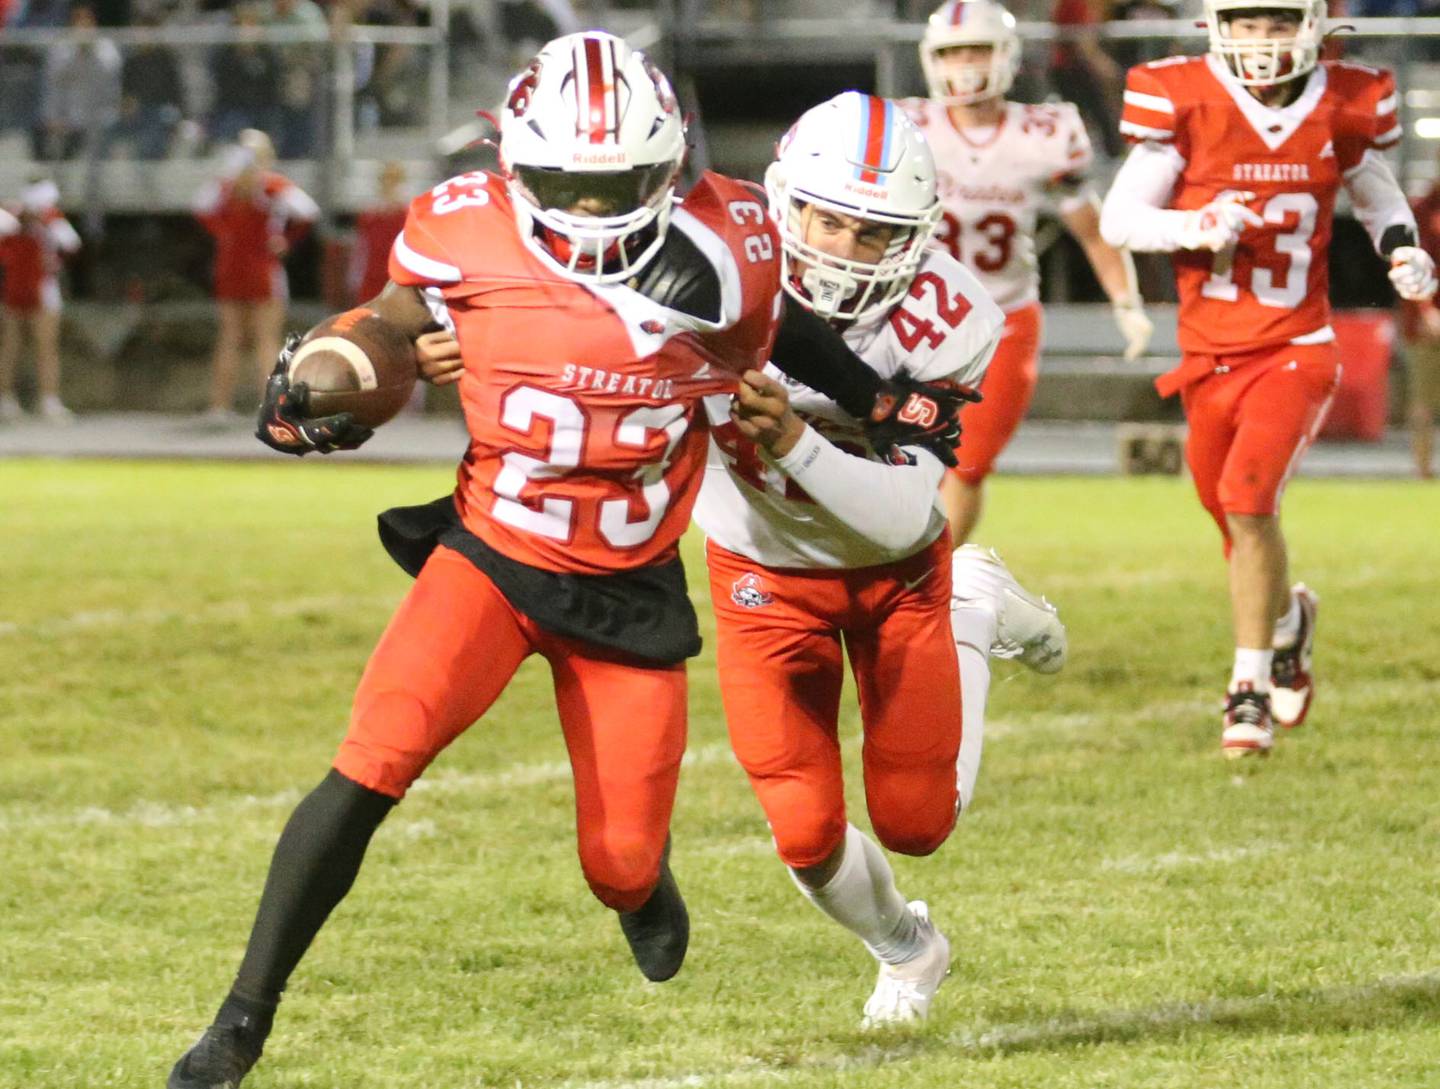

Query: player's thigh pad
<box><xmin>1180</xmin><ymin>364</ymin><xmax>1238</xmax><ymax>540</ymax></box>
<box><xmin>545</xmin><ymin>642</ymin><xmax>688</xmax><ymax>911</ymax></box>
<box><xmin>336</xmin><ymin>545</ymin><xmax>533</xmax><ymax>798</ymax></box>
<box><xmin>1218</xmin><ymin>346</ymin><xmax>1340</xmax><ymax>516</ymax></box>
<box><xmin>847</xmin><ymin>539</ymin><xmax>962</xmax><ymax>856</ymax></box>
<box><xmin>951</xmin><ymin>303</ymin><xmax>1043</xmax><ymax>486</ymax></box>
<box><xmin>707</xmin><ymin>544</ymin><xmax>852</xmax><ymax>868</ymax></box>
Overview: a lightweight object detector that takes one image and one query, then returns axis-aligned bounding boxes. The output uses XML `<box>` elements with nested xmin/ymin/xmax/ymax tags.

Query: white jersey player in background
<box><xmin>695</xmin><ymin>91</ymin><xmax>1068</xmax><ymax>1027</ymax></box>
<box><xmin>907</xmin><ymin>0</ymin><xmax>1154</xmax><ymax>543</ymax></box>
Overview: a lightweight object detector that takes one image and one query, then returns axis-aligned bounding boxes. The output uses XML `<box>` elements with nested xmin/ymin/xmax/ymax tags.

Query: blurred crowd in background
<box><xmin>4</xmin><ymin>0</ymin><xmax>1440</xmax><ymax>453</ymax></box>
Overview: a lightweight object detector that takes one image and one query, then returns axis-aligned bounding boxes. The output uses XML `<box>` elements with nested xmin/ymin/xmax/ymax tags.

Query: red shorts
<box><xmin>1178</xmin><ymin>342</ymin><xmax>1341</xmax><ymax>546</ymax></box>
<box><xmin>334</xmin><ymin>544</ymin><xmax>687</xmax><ymax>911</ymax></box>
<box><xmin>706</xmin><ymin>534</ymin><xmax>962</xmax><ymax>869</ymax></box>
<box><xmin>3</xmin><ymin>277</ymin><xmax>60</xmax><ymax>314</ymax></box>
<box><xmin>950</xmin><ymin>302</ymin><xmax>1042</xmax><ymax>486</ymax></box>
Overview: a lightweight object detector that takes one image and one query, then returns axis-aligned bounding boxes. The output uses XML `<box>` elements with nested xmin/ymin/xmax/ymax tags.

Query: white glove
<box><xmin>1176</xmin><ymin>192</ymin><xmax>1264</xmax><ymax>252</ymax></box>
<box><xmin>1112</xmin><ymin>298</ymin><xmax>1154</xmax><ymax>362</ymax></box>
<box><xmin>1388</xmin><ymin>246</ymin><xmax>1438</xmax><ymax>302</ymax></box>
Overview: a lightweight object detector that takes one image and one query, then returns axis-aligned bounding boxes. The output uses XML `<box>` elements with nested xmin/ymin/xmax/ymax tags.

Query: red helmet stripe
<box><xmin>951</xmin><ymin>1</ymin><xmax>967</xmax><ymax>25</ymax></box>
<box><xmin>859</xmin><ymin>94</ymin><xmax>888</xmax><ymax>183</ymax></box>
<box><xmin>583</xmin><ymin>35</ymin><xmax>607</xmax><ymax>143</ymax></box>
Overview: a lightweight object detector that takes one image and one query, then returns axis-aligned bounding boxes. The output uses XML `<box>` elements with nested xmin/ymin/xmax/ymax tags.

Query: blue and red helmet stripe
<box><xmin>853</xmin><ymin>95</ymin><xmax>895</xmax><ymax>184</ymax></box>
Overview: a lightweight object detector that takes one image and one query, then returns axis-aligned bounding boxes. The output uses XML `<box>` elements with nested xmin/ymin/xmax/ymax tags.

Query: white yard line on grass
<box><xmin>0</xmin><ymin>743</ymin><xmax>738</xmax><ymax>833</ymax></box>
<box><xmin>5</xmin><ymin>680</ymin><xmax>1430</xmax><ymax>834</ymax></box>
<box><xmin>0</xmin><ymin>594</ymin><xmax>400</xmax><ymax>638</ymax></box>
<box><xmin>557</xmin><ymin>972</ymin><xmax>1440</xmax><ymax>1089</ymax></box>
<box><xmin>1100</xmin><ymin>844</ymin><xmax>1280</xmax><ymax>874</ymax></box>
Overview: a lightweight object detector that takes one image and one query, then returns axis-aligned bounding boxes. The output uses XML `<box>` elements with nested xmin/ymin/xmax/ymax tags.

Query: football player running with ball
<box><xmin>697</xmin><ymin>92</ymin><xmax>1068</xmax><ymax>1028</ymax></box>
<box><xmin>168</xmin><ymin>35</ymin><xmax>968</xmax><ymax>1089</ymax></box>
<box><xmin>1099</xmin><ymin>0</ymin><xmax>1436</xmax><ymax>757</ymax></box>
<box><xmin>906</xmin><ymin>0</ymin><xmax>1155</xmax><ymax>544</ymax></box>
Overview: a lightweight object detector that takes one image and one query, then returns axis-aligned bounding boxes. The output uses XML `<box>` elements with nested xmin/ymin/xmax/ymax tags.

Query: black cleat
<box><xmin>167</xmin><ymin>1006</ymin><xmax>270</xmax><ymax>1089</ymax></box>
<box><xmin>618</xmin><ymin>844</ymin><xmax>689</xmax><ymax>982</ymax></box>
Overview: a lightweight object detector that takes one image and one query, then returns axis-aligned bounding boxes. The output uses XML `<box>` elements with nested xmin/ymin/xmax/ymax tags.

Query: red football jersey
<box><xmin>1121</xmin><ymin>55</ymin><xmax>1398</xmax><ymax>356</ymax></box>
<box><xmin>0</xmin><ymin>207</ymin><xmax>79</xmax><ymax>311</ymax></box>
<box><xmin>351</xmin><ymin>204</ymin><xmax>408</xmax><ymax>303</ymax></box>
<box><xmin>194</xmin><ymin>172</ymin><xmax>318</xmax><ymax>302</ymax></box>
<box><xmin>388</xmin><ymin>169</ymin><xmax>783</xmax><ymax>575</ymax></box>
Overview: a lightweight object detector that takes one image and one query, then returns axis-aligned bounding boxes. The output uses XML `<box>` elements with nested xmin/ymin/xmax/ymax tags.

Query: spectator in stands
<box><xmin>38</xmin><ymin>2</ymin><xmax>121</xmax><ymax>161</ymax></box>
<box><xmin>1050</xmin><ymin>0</ymin><xmax>1123</xmax><ymax>157</ymax></box>
<box><xmin>352</xmin><ymin>0</ymin><xmax>428</xmax><ymax>129</ymax></box>
<box><xmin>1108</xmin><ymin>0</ymin><xmax>1184</xmax><ymax>69</ymax></box>
<box><xmin>1403</xmin><ymin>170</ymin><xmax>1440</xmax><ymax>479</ymax></box>
<box><xmin>0</xmin><ymin>179</ymin><xmax>82</xmax><ymax>423</ymax></box>
<box><xmin>110</xmin><ymin>9</ymin><xmax>185</xmax><ymax>159</ymax></box>
<box><xmin>193</xmin><ymin>129</ymin><xmax>319</xmax><ymax>417</ymax></box>
<box><xmin>209</xmin><ymin>3</ymin><xmax>281</xmax><ymax>146</ymax></box>
<box><xmin>13</xmin><ymin>0</ymin><xmax>70</xmax><ymax>27</ymax></box>
<box><xmin>349</xmin><ymin>160</ymin><xmax>408</xmax><ymax>304</ymax></box>
<box><xmin>267</xmin><ymin>0</ymin><xmax>328</xmax><ymax>157</ymax></box>
<box><xmin>497</xmin><ymin>0</ymin><xmax>579</xmax><ymax>63</ymax></box>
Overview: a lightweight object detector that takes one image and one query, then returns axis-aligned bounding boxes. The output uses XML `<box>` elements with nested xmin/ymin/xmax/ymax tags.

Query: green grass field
<box><xmin>3</xmin><ymin>459</ymin><xmax>1440</xmax><ymax>1089</ymax></box>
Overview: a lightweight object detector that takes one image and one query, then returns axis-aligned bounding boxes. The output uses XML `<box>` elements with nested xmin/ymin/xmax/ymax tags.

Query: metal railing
<box><xmin>0</xmin><ymin>17</ymin><xmax>452</xmax><ymax>215</ymax></box>
<box><xmin>673</xmin><ymin>15</ymin><xmax>1440</xmax><ymax>190</ymax></box>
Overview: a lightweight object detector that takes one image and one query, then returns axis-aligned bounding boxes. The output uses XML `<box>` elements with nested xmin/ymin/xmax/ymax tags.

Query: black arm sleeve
<box><xmin>1379</xmin><ymin>223</ymin><xmax>1418</xmax><ymax>258</ymax></box>
<box><xmin>768</xmin><ymin>296</ymin><xmax>883</xmax><ymax>419</ymax></box>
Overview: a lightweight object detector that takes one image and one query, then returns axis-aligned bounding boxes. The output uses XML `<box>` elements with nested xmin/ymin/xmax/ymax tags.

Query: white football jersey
<box><xmin>902</xmin><ymin>98</ymin><xmax>1094</xmax><ymax>312</ymax></box>
<box><xmin>695</xmin><ymin>250</ymin><xmax>1003</xmax><ymax>570</ymax></box>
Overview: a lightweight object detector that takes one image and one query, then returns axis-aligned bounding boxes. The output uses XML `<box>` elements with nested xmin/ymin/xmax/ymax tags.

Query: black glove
<box><xmin>864</xmin><ymin>371</ymin><xmax>983</xmax><ymax>469</ymax></box>
<box><xmin>255</xmin><ymin>334</ymin><xmax>374</xmax><ymax>456</ymax></box>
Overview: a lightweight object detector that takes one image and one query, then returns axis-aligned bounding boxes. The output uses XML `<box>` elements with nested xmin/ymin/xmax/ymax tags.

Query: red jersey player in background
<box><xmin>0</xmin><ymin>179</ymin><xmax>82</xmax><ymax>423</ymax></box>
<box><xmin>349</xmin><ymin>160</ymin><xmax>409</xmax><ymax>305</ymax></box>
<box><xmin>193</xmin><ymin>128</ymin><xmax>319</xmax><ymax>418</ymax></box>
<box><xmin>1099</xmin><ymin>0</ymin><xmax>1436</xmax><ymax>758</ymax></box>
<box><xmin>170</xmin><ymin>33</ymin><xmax>966</xmax><ymax>1089</ymax></box>
<box><xmin>908</xmin><ymin>0</ymin><xmax>1154</xmax><ymax>544</ymax></box>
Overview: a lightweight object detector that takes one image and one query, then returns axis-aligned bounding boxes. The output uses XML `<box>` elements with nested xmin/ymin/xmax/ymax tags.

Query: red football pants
<box><xmin>951</xmin><ymin>302</ymin><xmax>1043</xmax><ymax>485</ymax></box>
<box><xmin>333</xmin><ymin>544</ymin><xmax>687</xmax><ymax>911</ymax></box>
<box><xmin>706</xmin><ymin>535</ymin><xmax>962</xmax><ymax>870</ymax></box>
<box><xmin>1179</xmin><ymin>342</ymin><xmax>1340</xmax><ymax>550</ymax></box>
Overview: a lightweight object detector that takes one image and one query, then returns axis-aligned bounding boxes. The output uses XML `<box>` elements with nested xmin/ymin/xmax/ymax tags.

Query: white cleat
<box><xmin>951</xmin><ymin>544</ymin><xmax>1067</xmax><ymax>674</ymax></box>
<box><xmin>40</xmin><ymin>396</ymin><xmax>74</xmax><ymax>425</ymax></box>
<box><xmin>1271</xmin><ymin>584</ymin><xmax>1318</xmax><ymax>729</ymax></box>
<box><xmin>861</xmin><ymin>901</ymin><xmax>951</xmax><ymax>1029</ymax></box>
<box><xmin>1221</xmin><ymin>682</ymin><xmax>1275</xmax><ymax>760</ymax></box>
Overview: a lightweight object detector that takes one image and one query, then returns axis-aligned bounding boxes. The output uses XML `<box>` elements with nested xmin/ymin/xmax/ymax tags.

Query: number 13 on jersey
<box><xmin>1202</xmin><ymin>190</ymin><xmax>1318</xmax><ymax>310</ymax></box>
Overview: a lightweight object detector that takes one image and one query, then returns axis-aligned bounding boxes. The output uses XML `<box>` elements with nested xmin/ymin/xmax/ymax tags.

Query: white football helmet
<box><xmin>1204</xmin><ymin>0</ymin><xmax>1326</xmax><ymax>87</ymax></box>
<box><xmin>764</xmin><ymin>92</ymin><xmax>941</xmax><ymax>323</ymax></box>
<box><xmin>920</xmin><ymin>0</ymin><xmax>1021</xmax><ymax>106</ymax></box>
<box><xmin>499</xmin><ymin>31</ymin><xmax>686</xmax><ymax>284</ymax></box>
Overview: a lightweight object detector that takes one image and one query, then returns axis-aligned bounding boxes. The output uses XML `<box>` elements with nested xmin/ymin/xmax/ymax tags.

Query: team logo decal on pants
<box><xmin>731</xmin><ymin>572</ymin><xmax>773</xmax><ymax>609</ymax></box>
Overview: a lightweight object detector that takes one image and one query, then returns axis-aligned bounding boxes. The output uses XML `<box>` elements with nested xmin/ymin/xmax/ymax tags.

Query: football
<box><xmin>288</xmin><ymin>308</ymin><xmax>418</xmax><ymax>428</ymax></box>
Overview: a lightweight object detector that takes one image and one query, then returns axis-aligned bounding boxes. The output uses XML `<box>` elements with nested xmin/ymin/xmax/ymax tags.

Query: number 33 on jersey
<box><xmin>1121</xmin><ymin>55</ymin><xmax>1399</xmax><ymax>354</ymax></box>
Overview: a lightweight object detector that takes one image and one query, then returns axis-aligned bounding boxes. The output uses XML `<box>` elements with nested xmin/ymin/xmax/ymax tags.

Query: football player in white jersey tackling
<box><xmin>907</xmin><ymin>0</ymin><xmax>1155</xmax><ymax>543</ymax></box>
<box><xmin>697</xmin><ymin>92</ymin><xmax>1068</xmax><ymax>1027</ymax></box>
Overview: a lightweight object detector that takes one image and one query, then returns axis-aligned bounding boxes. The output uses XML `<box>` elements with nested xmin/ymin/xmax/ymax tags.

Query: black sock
<box><xmin>213</xmin><ymin>991</ymin><xmax>276</xmax><ymax>1042</ymax></box>
<box><xmin>230</xmin><ymin>769</ymin><xmax>396</xmax><ymax>1007</ymax></box>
